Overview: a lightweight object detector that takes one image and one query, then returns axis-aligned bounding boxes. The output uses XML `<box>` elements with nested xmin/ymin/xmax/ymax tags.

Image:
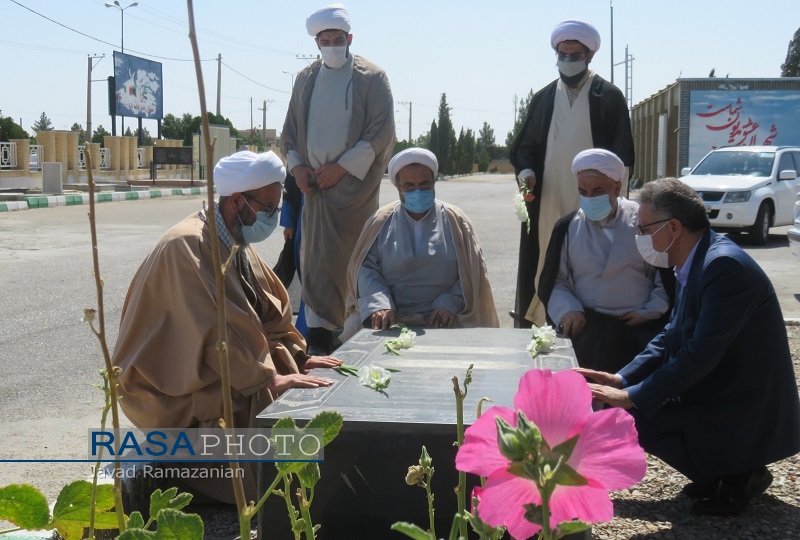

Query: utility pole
<box><xmin>250</xmin><ymin>97</ymin><xmax>254</xmax><ymax>145</ymax></box>
<box><xmin>610</xmin><ymin>1</ymin><xmax>614</xmax><ymax>84</ymax></box>
<box><xmin>398</xmin><ymin>101</ymin><xmax>412</xmax><ymax>143</ymax></box>
<box><xmin>86</xmin><ymin>54</ymin><xmax>104</xmax><ymax>143</ymax></box>
<box><xmin>258</xmin><ymin>99</ymin><xmax>274</xmax><ymax>146</ymax></box>
<box><xmin>216</xmin><ymin>53</ymin><xmax>222</xmax><ymax>116</ymax></box>
<box><xmin>513</xmin><ymin>94</ymin><xmax>518</xmax><ymax>125</ymax></box>
<box><xmin>613</xmin><ymin>45</ymin><xmax>635</xmax><ymax>108</ymax></box>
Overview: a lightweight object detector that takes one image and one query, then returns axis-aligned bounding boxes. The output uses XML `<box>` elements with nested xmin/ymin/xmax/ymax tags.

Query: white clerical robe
<box><xmin>357</xmin><ymin>201</ymin><xmax>464</xmax><ymax>319</ymax></box>
<box><xmin>546</xmin><ymin>198</ymin><xmax>670</xmax><ymax>325</ymax></box>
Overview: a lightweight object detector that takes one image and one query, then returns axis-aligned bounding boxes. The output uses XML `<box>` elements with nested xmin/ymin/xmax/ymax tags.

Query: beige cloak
<box><xmin>341</xmin><ymin>202</ymin><xmax>500</xmax><ymax>341</ymax></box>
<box><xmin>112</xmin><ymin>212</ymin><xmax>306</xmax><ymax>431</ymax></box>
<box><xmin>281</xmin><ymin>55</ymin><xmax>396</xmax><ymax>327</ymax></box>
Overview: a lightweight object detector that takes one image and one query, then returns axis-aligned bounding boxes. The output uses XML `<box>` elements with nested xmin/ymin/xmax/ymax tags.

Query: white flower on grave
<box><xmin>513</xmin><ymin>191</ymin><xmax>531</xmax><ymax>233</ymax></box>
<box><xmin>527</xmin><ymin>324</ymin><xmax>557</xmax><ymax>358</ymax></box>
<box><xmin>397</xmin><ymin>329</ymin><xmax>416</xmax><ymax>349</ymax></box>
<box><xmin>358</xmin><ymin>365</ymin><xmax>391</xmax><ymax>391</ymax></box>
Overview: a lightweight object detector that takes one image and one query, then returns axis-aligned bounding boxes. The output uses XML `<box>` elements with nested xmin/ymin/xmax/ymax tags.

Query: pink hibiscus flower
<box><xmin>456</xmin><ymin>369</ymin><xmax>646</xmax><ymax>540</ymax></box>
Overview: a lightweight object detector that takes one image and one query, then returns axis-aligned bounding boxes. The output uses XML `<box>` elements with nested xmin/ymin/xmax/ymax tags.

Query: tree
<box><xmin>428</xmin><ymin>120</ymin><xmax>439</xmax><ymax>167</ymax></box>
<box><xmin>506</xmin><ymin>89</ymin><xmax>535</xmax><ymax>149</ymax></box>
<box><xmin>0</xmin><ymin>115</ymin><xmax>29</xmax><ymax>142</ymax></box>
<box><xmin>70</xmin><ymin>122</ymin><xmax>87</xmax><ymax>145</ymax></box>
<box><xmin>161</xmin><ymin>112</ymin><xmax>194</xmax><ymax>142</ymax></box>
<box><xmin>782</xmin><ymin>27</ymin><xmax>800</xmax><ymax>77</ymax></box>
<box><xmin>433</xmin><ymin>93</ymin><xmax>456</xmax><ymax>175</ymax></box>
<box><xmin>31</xmin><ymin>112</ymin><xmax>53</xmax><ymax>133</ymax></box>
<box><xmin>477</xmin><ymin>122</ymin><xmax>496</xmax><ymax>152</ymax></box>
<box><xmin>185</xmin><ymin>112</ymin><xmax>240</xmax><ymax>147</ymax></box>
<box><xmin>393</xmin><ymin>139</ymin><xmax>413</xmax><ymax>155</ymax></box>
<box><xmin>455</xmin><ymin>127</ymin><xmax>476</xmax><ymax>175</ymax></box>
<box><xmin>135</xmin><ymin>127</ymin><xmax>154</xmax><ymax>146</ymax></box>
<box><xmin>92</xmin><ymin>125</ymin><xmax>111</xmax><ymax>145</ymax></box>
<box><xmin>477</xmin><ymin>146</ymin><xmax>491</xmax><ymax>173</ymax></box>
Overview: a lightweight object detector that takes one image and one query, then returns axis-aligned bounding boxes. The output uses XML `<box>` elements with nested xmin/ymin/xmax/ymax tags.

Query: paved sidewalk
<box><xmin>0</xmin><ymin>187</ymin><xmax>210</xmax><ymax>212</ymax></box>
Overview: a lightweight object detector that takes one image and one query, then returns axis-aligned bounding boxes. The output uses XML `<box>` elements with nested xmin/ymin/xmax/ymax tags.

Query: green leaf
<box><xmin>552</xmin><ymin>434</ymin><xmax>581</xmax><ymax>462</ymax></box>
<box><xmin>385</xmin><ymin>367</ymin><xmax>402</xmax><ymax>373</ymax></box>
<box><xmin>150</xmin><ymin>508</ymin><xmax>203</xmax><ymax>539</ymax></box>
<box><xmin>551</xmin><ymin>462</ymin><xmax>588</xmax><ymax>487</ymax></box>
<box><xmin>553</xmin><ymin>520</ymin><xmax>591</xmax><ymax>539</ymax></box>
<box><xmin>389</xmin><ymin>323</ymin><xmax>407</xmax><ymax>330</ymax></box>
<box><xmin>522</xmin><ymin>503</ymin><xmax>544</xmax><ymax>526</ymax></box>
<box><xmin>273</xmin><ymin>416</ymin><xmax>297</xmax><ymax>429</ymax></box>
<box><xmin>127</xmin><ymin>511</ymin><xmax>145</xmax><ymax>529</ymax></box>
<box><xmin>463</xmin><ymin>364</ymin><xmax>474</xmax><ymax>389</ymax></box>
<box><xmin>118</xmin><ymin>529</ymin><xmax>157</xmax><ymax>540</ymax></box>
<box><xmin>390</xmin><ymin>521</ymin><xmax>432</xmax><ymax>540</ymax></box>
<box><xmin>297</xmin><ymin>462</ymin><xmax>320</xmax><ymax>490</ymax></box>
<box><xmin>0</xmin><ymin>484</ymin><xmax>51</xmax><ymax>530</ymax></box>
<box><xmin>148</xmin><ymin>488</ymin><xmax>192</xmax><ymax>523</ymax></box>
<box><xmin>50</xmin><ymin>481</ymin><xmax>118</xmax><ymax>538</ymax></box>
<box><xmin>305</xmin><ymin>410</ymin><xmax>344</xmax><ymax>447</ymax></box>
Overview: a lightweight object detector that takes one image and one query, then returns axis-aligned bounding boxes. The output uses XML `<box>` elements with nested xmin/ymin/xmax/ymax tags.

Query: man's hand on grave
<box><xmin>573</xmin><ymin>368</ymin><xmax>624</xmax><ymax>389</ymax></box>
<box><xmin>559</xmin><ymin>311</ymin><xmax>586</xmax><ymax>338</ymax></box>
<box><xmin>303</xmin><ymin>355</ymin><xmax>343</xmax><ymax>374</ymax></box>
<box><xmin>427</xmin><ymin>307</ymin><xmax>455</xmax><ymax>328</ymax></box>
<box><xmin>315</xmin><ymin>162</ymin><xmax>348</xmax><ymax>190</ymax></box>
<box><xmin>588</xmin><ymin>384</ymin><xmax>633</xmax><ymax>409</ymax></box>
<box><xmin>267</xmin><ymin>373</ymin><xmax>334</xmax><ymax>393</ymax></box>
<box><xmin>371</xmin><ymin>309</ymin><xmax>398</xmax><ymax>330</ymax></box>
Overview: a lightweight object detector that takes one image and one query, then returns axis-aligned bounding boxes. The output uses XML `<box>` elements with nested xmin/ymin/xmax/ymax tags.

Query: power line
<box><xmin>8</xmin><ymin>0</ymin><xmax>214</xmax><ymax>62</ymax></box>
<box><xmin>221</xmin><ymin>61</ymin><xmax>289</xmax><ymax>94</ymax></box>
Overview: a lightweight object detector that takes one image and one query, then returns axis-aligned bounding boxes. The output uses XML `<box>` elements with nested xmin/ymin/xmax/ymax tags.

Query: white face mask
<box><xmin>320</xmin><ymin>46</ymin><xmax>348</xmax><ymax>69</ymax></box>
<box><xmin>557</xmin><ymin>58</ymin><xmax>587</xmax><ymax>77</ymax></box>
<box><xmin>635</xmin><ymin>221</ymin><xmax>674</xmax><ymax>268</ymax></box>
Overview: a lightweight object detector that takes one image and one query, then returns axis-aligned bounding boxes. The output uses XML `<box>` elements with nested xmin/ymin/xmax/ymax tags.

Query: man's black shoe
<box><xmin>680</xmin><ymin>479</ymin><xmax>720</xmax><ymax>499</ymax></box>
<box><xmin>691</xmin><ymin>467</ymin><xmax>772</xmax><ymax>516</ymax></box>
<box><xmin>307</xmin><ymin>327</ymin><xmax>334</xmax><ymax>356</ymax></box>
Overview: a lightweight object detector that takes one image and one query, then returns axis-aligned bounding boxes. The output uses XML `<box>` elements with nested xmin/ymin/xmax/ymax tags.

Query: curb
<box><xmin>0</xmin><ymin>187</ymin><xmax>209</xmax><ymax>213</ymax></box>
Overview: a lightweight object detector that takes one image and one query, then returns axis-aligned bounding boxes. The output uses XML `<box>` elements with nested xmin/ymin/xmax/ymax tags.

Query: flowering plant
<box><xmin>384</xmin><ymin>325</ymin><xmax>417</xmax><ymax>355</ymax></box>
<box><xmin>514</xmin><ymin>191</ymin><xmax>531</xmax><ymax>234</ymax></box>
<box><xmin>456</xmin><ymin>369</ymin><xmax>646</xmax><ymax>540</ymax></box>
<box><xmin>358</xmin><ymin>365</ymin><xmax>392</xmax><ymax>391</ymax></box>
<box><xmin>527</xmin><ymin>325</ymin><xmax>557</xmax><ymax>358</ymax></box>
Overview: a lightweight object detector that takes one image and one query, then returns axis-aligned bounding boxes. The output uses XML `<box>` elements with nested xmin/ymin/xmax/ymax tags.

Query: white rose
<box><xmin>358</xmin><ymin>365</ymin><xmax>391</xmax><ymax>390</ymax></box>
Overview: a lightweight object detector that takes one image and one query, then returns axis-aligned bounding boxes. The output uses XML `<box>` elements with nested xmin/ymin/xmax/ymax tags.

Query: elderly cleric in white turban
<box><xmin>214</xmin><ymin>150</ymin><xmax>285</xmax><ymax>196</ymax></box>
<box><xmin>571</xmin><ymin>148</ymin><xmax>626</xmax><ymax>184</ymax></box>
<box><xmin>306</xmin><ymin>3</ymin><xmax>351</xmax><ymax>36</ymax></box>
<box><xmin>551</xmin><ymin>20</ymin><xmax>601</xmax><ymax>52</ymax></box>
<box><xmin>387</xmin><ymin>148</ymin><xmax>438</xmax><ymax>186</ymax></box>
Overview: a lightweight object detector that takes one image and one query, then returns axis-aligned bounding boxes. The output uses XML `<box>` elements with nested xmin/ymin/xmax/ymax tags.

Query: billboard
<box><xmin>113</xmin><ymin>51</ymin><xmax>163</xmax><ymax>120</ymax></box>
<box><xmin>688</xmin><ymin>90</ymin><xmax>800</xmax><ymax>165</ymax></box>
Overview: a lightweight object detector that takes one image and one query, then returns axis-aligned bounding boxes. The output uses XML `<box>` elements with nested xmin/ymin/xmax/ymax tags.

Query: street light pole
<box><xmin>105</xmin><ymin>1</ymin><xmax>138</xmax><ymax>135</ymax></box>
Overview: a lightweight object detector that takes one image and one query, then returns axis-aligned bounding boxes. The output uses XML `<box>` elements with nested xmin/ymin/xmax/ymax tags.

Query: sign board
<box><xmin>152</xmin><ymin>147</ymin><xmax>192</xmax><ymax>166</ymax></box>
<box><xmin>113</xmin><ymin>51</ymin><xmax>163</xmax><ymax>120</ymax></box>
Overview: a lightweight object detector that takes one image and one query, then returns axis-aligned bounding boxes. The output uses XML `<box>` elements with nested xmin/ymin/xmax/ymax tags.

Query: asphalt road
<box><xmin>0</xmin><ymin>174</ymin><xmax>797</xmax><ymax>500</ymax></box>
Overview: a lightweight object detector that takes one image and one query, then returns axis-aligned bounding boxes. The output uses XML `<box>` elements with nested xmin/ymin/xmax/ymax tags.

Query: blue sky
<box><xmin>2</xmin><ymin>0</ymin><xmax>799</xmax><ymax>145</ymax></box>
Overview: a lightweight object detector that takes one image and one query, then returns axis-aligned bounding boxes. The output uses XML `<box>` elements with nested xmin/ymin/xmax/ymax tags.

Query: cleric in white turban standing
<box><xmin>509</xmin><ymin>20</ymin><xmax>634</xmax><ymax>328</ymax></box>
<box><xmin>281</xmin><ymin>3</ymin><xmax>396</xmax><ymax>355</ymax></box>
<box><xmin>340</xmin><ymin>148</ymin><xmax>499</xmax><ymax>342</ymax></box>
<box><xmin>535</xmin><ymin>149</ymin><xmax>671</xmax><ymax>373</ymax></box>
<box><xmin>113</xmin><ymin>150</ymin><xmax>341</xmax><ymax>437</ymax></box>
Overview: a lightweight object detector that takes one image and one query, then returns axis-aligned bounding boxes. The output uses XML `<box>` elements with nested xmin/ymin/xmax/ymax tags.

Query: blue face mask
<box><xmin>239</xmin><ymin>200</ymin><xmax>279</xmax><ymax>244</ymax></box>
<box><xmin>403</xmin><ymin>189</ymin><xmax>435</xmax><ymax>214</ymax></box>
<box><xmin>579</xmin><ymin>194</ymin><xmax>614</xmax><ymax>222</ymax></box>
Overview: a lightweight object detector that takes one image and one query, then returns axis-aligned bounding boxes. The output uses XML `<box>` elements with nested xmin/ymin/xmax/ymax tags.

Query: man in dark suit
<box><xmin>578</xmin><ymin>178</ymin><xmax>800</xmax><ymax>517</ymax></box>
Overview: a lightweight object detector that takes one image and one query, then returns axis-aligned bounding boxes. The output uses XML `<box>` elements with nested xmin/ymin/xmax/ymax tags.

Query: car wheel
<box><xmin>749</xmin><ymin>203</ymin><xmax>771</xmax><ymax>245</ymax></box>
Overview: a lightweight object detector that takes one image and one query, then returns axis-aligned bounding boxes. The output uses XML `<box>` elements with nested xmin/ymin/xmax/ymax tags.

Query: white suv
<box><xmin>789</xmin><ymin>192</ymin><xmax>800</xmax><ymax>260</ymax></box>
<box><xmin>680</xmin><ymin>146</ymin><xmax>800</xmax><ymax>245</ymax></box>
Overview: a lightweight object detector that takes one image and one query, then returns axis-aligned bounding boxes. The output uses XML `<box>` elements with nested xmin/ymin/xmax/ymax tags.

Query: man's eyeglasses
<box><xmin>244</xmin><ymin>195</ymin><xmax>281</xmax><ymax>218</ymax></box>
<box><xmin>556</xmin><ymin>51</ymin><xmax>586</xmax><ymax>62</ymax></box>
<box><xmin>637</xmin><ymin>218</ymin><xmax>672</xmax><ymax>235</ymax></box>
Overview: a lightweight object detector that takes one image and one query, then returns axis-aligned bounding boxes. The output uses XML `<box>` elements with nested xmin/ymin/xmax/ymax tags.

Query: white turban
<box><xmin>551</xmin><ymin>20</ymin><xmax>601</xmax><ymax>52</ymax></box>
<box><xmin>306</xmin><ymin>4</ymin><xmax>351</xmax><ymax>36</ymax></box>
<box><xmin>571</xmin><ymin>149</ymin><xmax>625</xmax><ymax>183</ymax></box>
<box><xmin>388</xmin><ymin>148</ymin><xmax>438</xmax><ymax>186</ymax></box>
<box><xmin>214</xmin><ymin>151</ymin><xmax>285</xmax><ymax>196</ymax></box>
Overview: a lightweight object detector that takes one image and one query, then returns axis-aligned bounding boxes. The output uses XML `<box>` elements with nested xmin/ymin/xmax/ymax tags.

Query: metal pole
<box><xmin>250</xmin><ymin>97</ymin><xmax>253</xmax><ymax>146</ymax></box>
<box><xmin>120</xmin><ymin>8</ymin><xmax>125</xmax><ymax>136</ymax></box>
<box><xmin>624</xmin><ymin>44</ymin><xmax>629</xmax><ymax>104</ymax></box>
<box><xmin>409</xmin><ymin>102</ymin><xmax>412</xmax><ymax>144</ymax></box>
<box><xmin>262</xmin><ymin>100</ymin><xmax>266</xmax><ymax>145</ymax></box>
<box><xmin>610</xmin><ymin>1</ymin><xmax>614</xmax><ymax>84</ymax></box>
<box><xmin>87</xmin><ymin>56</ymin><xmax>92</xmax><ymax>141</ymax></box>
<box><xmin>216</xmin><ymin>54</ymin><xmax>222</xmax><ymax>116</ymax></box>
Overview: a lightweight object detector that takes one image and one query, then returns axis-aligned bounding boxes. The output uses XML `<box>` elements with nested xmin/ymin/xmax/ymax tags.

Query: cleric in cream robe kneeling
<box><xmin>340</xmin><ymin>148</ymin><xmax>499</xmax><ymax>341</ymax></box>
